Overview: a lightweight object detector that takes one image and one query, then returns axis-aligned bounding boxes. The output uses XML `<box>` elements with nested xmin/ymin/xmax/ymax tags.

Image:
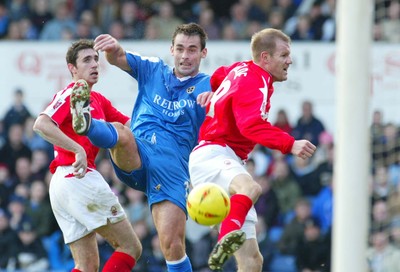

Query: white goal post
<box><xmin>333</xmin><ymin>0</ymin><xmax>373</xmax><ymax>271</ymax></box>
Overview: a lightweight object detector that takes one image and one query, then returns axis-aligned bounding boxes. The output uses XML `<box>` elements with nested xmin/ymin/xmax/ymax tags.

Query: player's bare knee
<box><xmin>249</xmin><ymin>181</ymin><xmax>262</xmax><ymax>203</ymax></box>
<box><xmin>238</xmin><ymin>251</ymin><xmax>263</xmax><ymax>272</ymax></box>
<box><xmin>161</xmin><ymin>239</ymin><xmax>185</xmax><ymax>259</ymax></box>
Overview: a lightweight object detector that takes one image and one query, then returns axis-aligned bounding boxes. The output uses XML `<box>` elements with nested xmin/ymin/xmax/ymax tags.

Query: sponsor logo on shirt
<box><xmin>153</xmin><ymin>94</ymin><xmax>197</xmax><ymax>117</ymax></box>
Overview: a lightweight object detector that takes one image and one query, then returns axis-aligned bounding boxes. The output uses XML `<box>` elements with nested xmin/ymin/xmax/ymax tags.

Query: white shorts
<box><xmin>189</xmin><ymin>144</ymin><xmax>257</xmax><ymax>239</ymax></box>
<box><xmin>49</xmin><ymin>166</ymin><xmax>126</xmax><ymax>244</ymax></box>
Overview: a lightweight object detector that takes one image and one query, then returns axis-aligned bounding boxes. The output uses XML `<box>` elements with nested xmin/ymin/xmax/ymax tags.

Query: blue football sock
<box><xmin>166</xmin><ymin>255</ymin><xmax>192</xmax><ymax>272</ymax></box>
<box><xmin>86</xmin><ymin>119</ymin><xmax>118</xmax><ymax>149</ymax></box>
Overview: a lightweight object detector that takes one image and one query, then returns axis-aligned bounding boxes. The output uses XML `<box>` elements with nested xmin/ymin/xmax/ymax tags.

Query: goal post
<box><xmin>333</xmin><ymin>0</ymin><xmax>373</xmax><ymax>271</ymax></box>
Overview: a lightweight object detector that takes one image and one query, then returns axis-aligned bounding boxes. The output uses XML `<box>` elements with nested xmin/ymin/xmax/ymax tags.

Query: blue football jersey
<box><xmin>125</xmin><ymin>51</ymin><xmax>211</xmax><ymax>161</ymax></box>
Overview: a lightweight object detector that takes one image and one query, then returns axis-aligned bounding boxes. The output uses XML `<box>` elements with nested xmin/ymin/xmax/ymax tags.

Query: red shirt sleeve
<box><xmin>232</xmin><ymin>68</ymin><xmax>295</xmax><ymax>154</ymax></box>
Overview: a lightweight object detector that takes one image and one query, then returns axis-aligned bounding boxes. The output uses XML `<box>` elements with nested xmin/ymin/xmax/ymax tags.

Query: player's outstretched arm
<box><xmin>291</xmin><ymin>139</ymin><xmax>316</xmax><ymax>160</ymax></box>
<box><xmin>94</xmin><ymin>34</ymin><xmax>131</xmax><ymax>72</ymax></box>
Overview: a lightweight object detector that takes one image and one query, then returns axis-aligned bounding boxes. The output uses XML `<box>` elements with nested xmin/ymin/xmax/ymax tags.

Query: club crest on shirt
<box><xmin>186</xmin><ymin>86</ymin><xmax>195</xmax><ymax>93</ymax></box>
<box><xmin>110</xmin><ymin>205</ymin><xmax>118</xmax><ymax>216</ymax></box>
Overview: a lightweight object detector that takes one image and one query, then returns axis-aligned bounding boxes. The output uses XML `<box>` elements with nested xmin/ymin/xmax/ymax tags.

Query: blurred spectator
<box><xmin>270</xmin><ymin>159</ymin><xmax>302</xmax><ymax>216</ymax></box>
<box><xmin>221</xmin><ymin>22</ymin><xmax>238</xmax><ymax>40</ymax></box>
<box><xmin>266</xmin><ymin>7</ymin><xmax>285</xmax><ymax>30</ymax></box>
<box><xmin>42</xmin><ymin>229</ymin><xmax>74</xmax><ymax>270</ymax></box>
<box><xmin>145</xmin><ymin>1</ymin><xmax>183</xmax><ymax>39</ymax></box>
<box><xmin>30</xmin><ymin>149</ymin><xmax>50</xmax><ymax>180</ymax></box>
<box><xmin>380</xmin><ymin>1</ymin><xmax>400</xmax><ymax>43</ymax></box>
<box><xmin>185</xmin><ymin>219</ymin><xmax>214</xmax><ymax>271</ymax></box>
<box><xmin>5</xmin><ymin>19</ymin><xmax>21</xmax><ymax>38</ymax></box>
<box><xmin>290</xmin><ymin>13</ymin><xmax>314</xmax><ymax>40</ymax></box>
<box><xmin>132</xmin><ymin>220</ymin><xmax>155</xmax><ymax>271</ymax></box>
<box><xmin>18</xmin><ymin>16</ymin><xmax>38</xmax><ymax>39</ymax></box>
<box><xmin>75</xmin><ymin>10</ymin><xmax>101</xmax><ymax>39</ymax></box>
<box><xmin>254</xmin><ymin>174</ymin><xmax>280</xmax><ymax>229</ymax></box>
<box><xmin>371</xmin><ymin>199</ymin><xmax>392</xmax><ymax>232</ymax></box>
<box><xmin>308</xmin><ymin>1</ymin><xmax>330</xmax><ymax>41</ymax></box>
<box><xmin>245</xmin><ymin>20</ymin><xmax>263</xmax><ymax>39</ymax></box>
<box><xmin>239</xmin><ymin>0</ymin><xmax>267</xmax><ymax>23</ymax></box>
<box><xmin>278</xmin><ymin>198</ymin><xmax>313</xmax><ymax>255</ymax></box>
<box><xmin>387</xmin><ymin>148</ymin><xmax>400</xmax><ymax>187</ymax></box>
<box><xmin>72</xmin><ymin>0</ymin><xmax>98</xmax><ymax>20</ymax></box>
<box><xmin>140</xmin><ymin>233</ymin><xmax>168</xmax><ymax>271</ymax></box>
<box><xmin>0</xmin><ymin>2</ymin><xmax>10</xmax><ymax>38</ymax></box>
<box><xmin>255</xmin><ymin>216</ymin><xmax>275</xmax><ymax>270</ymax></box>
<box><xmin>23</xmin><ymin>116</ymin><xmax>53</xmax><ymax>154</ymax></box>
<box><xmin>12</xmin><ymin>218</ymin><xmax>50</xmax><ymax>270</ymax></box>
<box><xmin>313</xmin><ymin>131</ymin><xmax>334</xmax><ymax>166</ymax></box>
<box><xmin>124</xmin><ymin>187</ymin><xmax>151</xmax><ymax>225</ymax></box>
<box><xmin>367</xmin><ymin>229</ymin><xmax>400</xmax><ymax>271</ymax></box>
<box><xmin>0</xmin><ymin>208</ymin><xmax>18</xmax><ymax>269</ymax></box>
<box><xmin>197</xmin><ymin>7</ymin><xmax>220</xmax><ymax>40</ymax></box>
<box><xmin>295</xmin><ymin>217</ymin><xmax>330</xmax><ymax>271</ymax></box>
<box><xmin>226</xmin><ymin>2</ymin><xmax>250</xmax><ymax>39</ymax></box>
<box><xmin>290</xmin><ymin>154</ymin><xmax>322</xmax><ymax>197</ymax></box>
<box><xmin>312</xmin><ymin>177</ymin><xmax>333</xmax><ymax>235</ymax></box>
<box><xmin>371</xmin><ymin>110</ymin><xmax>385</xmax><ymax>142</ymax></box>
<box><xmin>248</xmin><ymin>144</ymin><xmax>270</xmax><ymax>177</ymax></box>
<box><xmin>372</xmin><ymin>123</ymin><xmax>400</xmax><ymax>168</ymax></box>
<box><xmin>292</xmin><ymin>100</ymin><xmax>326</xmax><ymax>147</ymax></box>
<box><xmin>371</xmin><ymin>165</ymin><xmax>392</xmax><ymax>203</ymax></box>
<box><xmin>29</xmin><ymin>0</ymin><xmax>53</xmax><ymax>35</ymax></box>
<box><xmin>120</xmin><ymin>0</ymin><xmax>146</xmax><ymax>39</ymax></box>
<box><xmin>7</xmin><ymin>194</ymin><xmax>29</xmax><ymax>231</ymax></box>
<box><xmin>11</xmin><ymin>156</ymin><xmax>34</xmax><ymax>186</ymax></box>
<box><xmin>95</xmin><ymin>0</ymin><xmax>120</xmax><ymax>33</ymax></box>
<box><xmin>390</xmin><ymin>216</ymin><xmax>400</xmax><ymax>249</ymax></box>
<box><xmin>143</xmin><ymin>19</ymin><xmax>159</xmax><ymax>40</ymax></box>
<box><xmin>107</xmin><ymin>20</ymin><xmax>125</xmax><ymax>40</ymax></box>
<box><xmin>25</xmin><ymin>180</ymin><xmax>56</xmax><ymax>238</ymax></box>
<box><xmin>0</xmin><ymin>164</ymin><xmax>13</xmax><ymax>209</ymax></box>
<box><xmin>2</xmin><ymin>88</ymin><xmax>32</xmax><ymax>135</ymax></box>
<box><xmin>273</xmin><ymin>108</ymin><xmax>293</xmax><ymax>135</ymax></box>
<box><xmin>7</xmin><ymin>0</ymin><xmax>30</xmax><ymax>21</ymax></box>
<box><xmin>0</xmin><ymin>123</ymin><xmax>32</xmax><ymax>176</ymax></box>
<box><xmin>170</xmin><ymin>0</ymin><xmax>197</xmax><ymax>22</ymax></box>
<box><xmin>387</xmin><ymin>181</ymin><xmax>400</xmax><ymax>219</ymax></box>
<box><xmin>39</xmin><ymin>2</ymin><xmax>76</xmax><ymax>40</ymax></box>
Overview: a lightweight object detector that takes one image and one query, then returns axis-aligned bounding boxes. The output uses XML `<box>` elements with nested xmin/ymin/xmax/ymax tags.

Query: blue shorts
<box><xmin>111</xmin><ymin>137</ymin><xmax>190</xmax><ymax>214</ymax></box>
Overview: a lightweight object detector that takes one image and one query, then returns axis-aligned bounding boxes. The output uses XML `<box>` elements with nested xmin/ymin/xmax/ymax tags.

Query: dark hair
<box><xmin>172</xmin><ymin>23</ymin><xmax>208</xmax><ymax>50</ymax></box>
<box><xmin>66</xmin><ymin>39</ymin><xmax>96</xmax><ymax>66</ymax></box>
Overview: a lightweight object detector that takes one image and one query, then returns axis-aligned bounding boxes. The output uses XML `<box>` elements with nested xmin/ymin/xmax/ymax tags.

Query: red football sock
<box><xmin>102</xmin><ymin>251</ymin><xmax>136</xmax><ymax>272</ymax></box>
<box><xmin>218</xmin><ymin>194</ymin><xmax>253</xmax><ymax>241</ymax></box>
<box><xmin>71</xmin><ymin>269</ymin><xmax>82</xmax><ymax>272</ymax></box>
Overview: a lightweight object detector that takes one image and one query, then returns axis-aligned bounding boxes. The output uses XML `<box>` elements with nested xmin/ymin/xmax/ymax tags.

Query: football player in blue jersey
<box><xmin>71</xmin><ymin>23</ymin><xmax>213</xmax><ymax>272</ymax></box>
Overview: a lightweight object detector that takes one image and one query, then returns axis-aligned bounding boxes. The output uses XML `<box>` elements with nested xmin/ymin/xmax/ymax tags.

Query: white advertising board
<box><xmin>1</xmin><ymin>41</ymin><xmax>399</xmax><ymax>134</ymax></box>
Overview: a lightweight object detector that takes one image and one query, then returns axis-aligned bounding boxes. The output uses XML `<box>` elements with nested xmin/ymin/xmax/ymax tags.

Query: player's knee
<box><xmin>113</xmin><ymin>122</ymin><xmax>133</xmax><ymax>146</ymax></box>
<box><xmin>160</xmin><ymin>238</ymin><xmax>185</xmax><ymax>258</ymax></box>
<box><xmin>249</xmin><ymin>181</ymin><xmax>262</xmax><ymax>203</ymax></box>
<box><xmin>238</xmin><ymin>251</ymin><xmax>263</xmax><ymax>272</ymax></box>
<box><xmin>126</xmin><ymin>242</ymin><xmax>142</xmax><ymax>260</ymax></box>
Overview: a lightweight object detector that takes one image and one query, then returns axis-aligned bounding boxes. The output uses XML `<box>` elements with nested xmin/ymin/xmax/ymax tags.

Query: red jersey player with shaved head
<box><xmin>189</xmin><ymin>28</ymin><xmax>316</xmax><ymax>271</ymax></box>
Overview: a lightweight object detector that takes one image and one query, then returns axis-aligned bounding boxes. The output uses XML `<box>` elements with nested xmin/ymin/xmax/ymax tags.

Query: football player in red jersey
<box><xmin>189</xmin><ymin>28</ymin><xmax>317</xmax><ymax>271</ymax></box>
<box><xmin>33</xmin><ymin>40</ymin><xmax>142</xmax><ymax>272</ymax></box>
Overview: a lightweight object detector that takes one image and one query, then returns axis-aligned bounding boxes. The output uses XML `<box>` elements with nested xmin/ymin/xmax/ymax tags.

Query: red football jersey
<box><xmin>200</xmin><ymin>61</ymin><xmax>295</xmax><ymax>160</ymax></box>
<box><xmin>41</xmin><ymin>82</ymin><xmax>130</xmax><ymax>173</ymax></box>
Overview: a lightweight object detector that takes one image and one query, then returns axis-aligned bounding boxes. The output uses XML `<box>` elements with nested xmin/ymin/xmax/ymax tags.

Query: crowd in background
<box><xmin>1</xmin><ymin>0</ymin><xmax>400</xmax><ymax>271</ymax></box>
<box><xmin>0</xmin><ymin>0</ymin><xmax>399</xmax><ymax>42</ymax></box>
<box><xmin>1</xmin><ymin>85</ymin><xmax>400</xmax><ymax>271</ymax></box>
